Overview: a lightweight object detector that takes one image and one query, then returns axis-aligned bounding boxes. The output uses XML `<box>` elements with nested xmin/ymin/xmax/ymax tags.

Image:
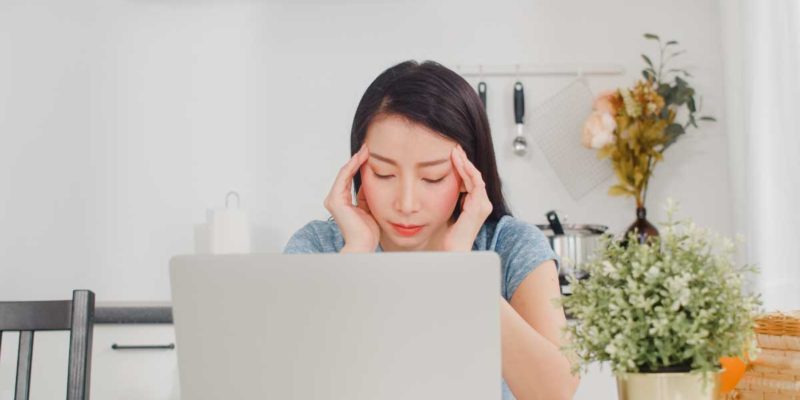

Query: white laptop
<box><xmin>169</xmin><ymin>252</ymin><xmax>502</xmax><ymax>400</ymax></box>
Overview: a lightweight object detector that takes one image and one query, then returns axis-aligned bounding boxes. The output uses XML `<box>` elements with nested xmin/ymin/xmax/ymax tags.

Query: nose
<box><xmin>394</xmin><ymin>178</ymin><xmax>420</xmax><ymax>215</ymax></box>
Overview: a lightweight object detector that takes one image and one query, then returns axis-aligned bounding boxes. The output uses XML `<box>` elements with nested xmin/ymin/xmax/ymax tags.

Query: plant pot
<box><xmin>615</xmin><ymin>371</ymin><xmax>721</xmax><ymax>400</ymax></box>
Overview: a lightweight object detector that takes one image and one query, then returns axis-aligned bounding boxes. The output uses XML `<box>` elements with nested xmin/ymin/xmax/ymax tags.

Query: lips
<box><xmin>390</xmin><ymin>223</ymin><xmax>424</xmax><ymax>237</ymax></box>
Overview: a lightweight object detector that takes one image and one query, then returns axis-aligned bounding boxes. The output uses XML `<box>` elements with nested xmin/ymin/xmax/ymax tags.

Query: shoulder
<box><xmin>493</xmin><ymin>216</ymin><xmax>553</xmax><ymax>260</ymax></box>
<box><xmin>283</xmin><ymin>219</ymin><xmax>344</xmax><ymax>253</ymax></box>
<box><xmin>494</xmin><ymin>216</ymin><xmax>550</xmax><ymax>248</ymax></box>
<box><xmin>480</xmin><ymin>215</ymin><xmax>561</xmax><ymax>300</ymax></box>
<box><xmin>475</xmin><ymin>215</ymin><xmax>550</xmax><ymax>251</ymax></box>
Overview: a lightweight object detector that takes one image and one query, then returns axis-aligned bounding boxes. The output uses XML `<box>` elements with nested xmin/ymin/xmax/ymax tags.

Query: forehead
<box><xmin>364</xmin><ymin>114</ymin><xmax>456</xmax><ymax>160</ymax></box>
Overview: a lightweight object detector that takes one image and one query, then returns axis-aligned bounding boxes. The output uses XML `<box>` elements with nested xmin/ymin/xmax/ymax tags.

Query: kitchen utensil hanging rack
<box><xmin>454</xmin><ymin>63</ymin><xmax>625</xmax><ymax>78</ymax></box>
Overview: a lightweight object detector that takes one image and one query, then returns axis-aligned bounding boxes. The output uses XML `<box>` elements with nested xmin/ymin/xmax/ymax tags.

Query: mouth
<box><xmin>389</xmin><ymin>222</ymin><xmax>425</xmax><ymax>237</ymax></box>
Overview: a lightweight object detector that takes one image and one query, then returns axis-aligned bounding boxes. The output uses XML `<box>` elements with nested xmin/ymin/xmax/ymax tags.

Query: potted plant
<box><xmin>559</xmin><ymin>199</ymin><xmax>761</xmax><ymax>400</ymax></box>
<box><xmin>581</xmin><ymin>33</ymin><xmax>716</xmax><ymax>244</ymax></box>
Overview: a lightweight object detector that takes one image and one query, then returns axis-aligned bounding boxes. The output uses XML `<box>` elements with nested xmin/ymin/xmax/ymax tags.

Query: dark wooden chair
<box><xmin>0</xmin><ymin>290</ymin><xmax>95</xmax><ymax>400</ymax></box>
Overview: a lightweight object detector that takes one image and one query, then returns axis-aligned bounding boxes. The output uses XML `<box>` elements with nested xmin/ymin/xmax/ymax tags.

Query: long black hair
<box><xmin>350</xmin><ymin>60</ymin><xmax>512</xmax><ymax>222</ymax></box>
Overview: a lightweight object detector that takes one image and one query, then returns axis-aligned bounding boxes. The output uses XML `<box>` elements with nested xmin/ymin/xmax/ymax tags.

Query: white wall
<box><xmin>719</xmin><ymin>0</ymin><xmax>800</xmax><ymax>310</ymax></box>
<box><xmin>0</xmin><ymin>0</ymin><xmax>731</xmax><ymax>302</ymax></box>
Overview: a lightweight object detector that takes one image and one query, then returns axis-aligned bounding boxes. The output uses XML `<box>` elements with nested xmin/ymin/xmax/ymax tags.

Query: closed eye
<box><xmin>374</xmin><ymin>172</ymin><xmax>448</xmax><ymax>183</ymax></box>
<box><xmin>423</xmin><ymin>176</ymin><xmax>446</xmax><ymax>184</ymax></box>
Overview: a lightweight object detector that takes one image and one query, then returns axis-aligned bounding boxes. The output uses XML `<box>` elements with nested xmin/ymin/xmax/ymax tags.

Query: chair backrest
<box><xmin>0</xmin><ymin>290</ymin><xmax>95</xmax><ymax>400</ymax></box>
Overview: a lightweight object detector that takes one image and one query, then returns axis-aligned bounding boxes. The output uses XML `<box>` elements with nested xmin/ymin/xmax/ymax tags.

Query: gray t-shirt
<box><xmin>283</xmin><ymin>214</ymin><xmax>560</xmax><ymax>399</ymax></box>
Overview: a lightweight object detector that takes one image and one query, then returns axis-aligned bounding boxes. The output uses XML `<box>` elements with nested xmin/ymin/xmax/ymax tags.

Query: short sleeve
<box><xmin>495</xmin><ymin>220</ymin><xmax>560</xmax><ymax>301</ymax></box>
<box><xmin>283</xmin><ymin>221</ymin><xmax>324</xmax><ymax>254</ymax></box>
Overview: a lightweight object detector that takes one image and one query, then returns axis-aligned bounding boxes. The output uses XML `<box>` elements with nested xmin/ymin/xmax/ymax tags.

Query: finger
<box><xmin>451</xmin><ymin>147</ymin><xmax>473</xmax><ymax>193</ymax></box>
<box><xmin>458</xmin><ymin>146</ymin><xmax>486</xmax><ymax>192</ymax></box>
<box><xmin>331</xmin><ymin>144</ymin><xmax>368</xmax><ymax>196</ymax></box>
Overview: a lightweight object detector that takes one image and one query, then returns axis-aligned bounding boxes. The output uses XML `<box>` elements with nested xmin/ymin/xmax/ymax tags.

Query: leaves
<box><xmin>663</xmin><ymin>123</ymin><xmax>685</xmax><ymax>151</ymax></box>
<box><xmin>595</xmin><ymin>33</ymin><xmax>716</xmax><ymax>205</ymax></box>
<box><xmin>644</xmin><ymin>33</ymin><xmax>660</xmax><ymax>41</ymax></box>
<box><xmin>597</xmin><ymin>144</ymin><xmax>614</xmax><ymax>159</ymax></box>
<box><xmin>668</xmin><ymin>76</ymin><xmax>695</xmax><ymax>106</ymax></box>
<box><xmin>560</xmin><ymin>202</ymin><xmax>761</xmax><ymax>375</ymax></box>
<box><xmin>688</xmin><ymin>114</ymin><xmax>698</xmax><ymax>128</ymax></box>
<box><xmin>667</xmin><ymin>68</ymin><xmax>692</xmax><ymax>78</ymax></box>
<box><xmin>609</xmin><ymin>184</ymin><xmax>633</xmax><ymax>197</ymax></box>
<box><xmin>665</xmin><ymin>123</ymin><xmax>685</xmax><ymax>137</ymax></box>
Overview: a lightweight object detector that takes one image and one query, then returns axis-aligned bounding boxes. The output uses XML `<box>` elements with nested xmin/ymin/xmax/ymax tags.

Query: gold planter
<box><xmin>616</xmin><ymin>371</ymin><xmax>721</xmax><ymax>400</ymax></box>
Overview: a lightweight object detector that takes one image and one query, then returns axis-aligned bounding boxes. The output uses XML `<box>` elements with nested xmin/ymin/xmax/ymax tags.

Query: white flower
<box><xmin>620</xmin><ymin>88</ymin><xmax>641</xmax><ymax>118</ymax></box>
<box><xmin>601</xmin><ymin>260</ymin><xmax>617</xmax><ymax>277</ymax></box>
<box><xmin>644</xmin><ymin>265</ymin><xmax>661</xmax><ymax>282</ymax></box>
<box><xmin>560</xmin><ymin>199</ymin><xmax>761</xmax><ymax>376</ymax></box>
<box><xmin>605</xmin><ymin>342</ymin><xmax>618</xmax><ymax>356</ymax></box>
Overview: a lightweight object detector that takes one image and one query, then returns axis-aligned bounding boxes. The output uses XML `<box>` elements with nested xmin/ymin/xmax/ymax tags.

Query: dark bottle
<box><xmin>623</xmin><ymin>207</ymin><xmax>659</xmax><ymax>245</ymax></box>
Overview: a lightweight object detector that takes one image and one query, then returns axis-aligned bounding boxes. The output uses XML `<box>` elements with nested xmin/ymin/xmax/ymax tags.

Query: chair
<box><xmin>0</xmin><ymin>290</ymin><xmax>95</xmax><ymax>400</ymax></box>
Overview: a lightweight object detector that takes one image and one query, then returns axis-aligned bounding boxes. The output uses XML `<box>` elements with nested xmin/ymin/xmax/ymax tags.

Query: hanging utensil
<box><xmin>477</xmin><ymin>82</ymin><xmax>487</xmax><ymax>110</ymax></box>
<box><xmin>512</xmin><ymin>81</ymin><xmax>527</xmax><ymax>156</ymax></box>
<box><xmin>545</xmin><ymin>210</ymin><xmax>566</xmax><ymax>236</ymax></box>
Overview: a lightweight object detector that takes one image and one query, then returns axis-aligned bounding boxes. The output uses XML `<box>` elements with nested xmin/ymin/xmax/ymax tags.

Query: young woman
<box><xmin>284</xmin><ymin>60</ymin><xmax>579</xmax><ymax>400</ymax></box>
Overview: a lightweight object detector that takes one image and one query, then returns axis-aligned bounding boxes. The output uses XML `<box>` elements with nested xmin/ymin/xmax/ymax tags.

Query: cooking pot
<box><xmin>536</xmin><ymin>211</ymin><xmax>609</xmax><ymax>282</ymax></box>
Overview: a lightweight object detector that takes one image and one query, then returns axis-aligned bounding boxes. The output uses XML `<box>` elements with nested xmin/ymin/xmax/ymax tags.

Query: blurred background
<box><xmin>0</xmin><ymin>0</ymin><xmax>797</xmax><ymax>311</ymax></box>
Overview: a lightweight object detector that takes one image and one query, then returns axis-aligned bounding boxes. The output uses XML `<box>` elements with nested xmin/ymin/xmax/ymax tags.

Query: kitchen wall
<box><xmin>0</xmin><ymin>0</ymin><xmax>731</xmax><ymax>301</ymax></box>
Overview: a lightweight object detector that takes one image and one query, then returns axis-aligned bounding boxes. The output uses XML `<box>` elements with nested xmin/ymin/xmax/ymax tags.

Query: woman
<box><xmin>284</xmin><ymin>60</ymin><xmax>580</xmax><ymax>400</ymax></box>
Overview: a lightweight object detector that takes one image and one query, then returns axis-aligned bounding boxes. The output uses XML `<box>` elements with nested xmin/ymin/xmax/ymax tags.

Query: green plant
<box><xmin>559</xmin><ymin>199</ymin><xmax>761</xmax><ymax>375</ymax></box>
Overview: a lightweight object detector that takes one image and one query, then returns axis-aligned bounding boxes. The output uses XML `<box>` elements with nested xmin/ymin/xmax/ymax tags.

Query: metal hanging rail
<box><xmin>454</xmin><ymin>63</ymin><xmax>625</xmax><ymax>78</ymax></box>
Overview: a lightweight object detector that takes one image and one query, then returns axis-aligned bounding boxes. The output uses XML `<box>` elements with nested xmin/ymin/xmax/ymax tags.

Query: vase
<box><xmin>624</xmin><ymin>207</ymin><xmax>659</xmax><ymax>245</ymax></box>
<box><xmin>615</xmin><ymin>370</ymin><xmax>721</xmax><ymax>400</ymax></box>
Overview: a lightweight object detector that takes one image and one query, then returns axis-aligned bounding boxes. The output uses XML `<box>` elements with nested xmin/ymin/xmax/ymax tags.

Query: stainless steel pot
<box><xmin>536</xmin><ymin>211</ymin><xmax>609</xmax><ymax>280</ymax></box>
<box><xmin>536</xmin><ymin>223</ymin><xmax>609</xmax><ymax>276</ymax></box>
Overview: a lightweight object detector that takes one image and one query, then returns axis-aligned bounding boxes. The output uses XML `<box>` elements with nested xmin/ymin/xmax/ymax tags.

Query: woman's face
<box><xmin>360</xmin><ymin>113</ymin><xmax>464</xmax><ymax>251</ymax></box>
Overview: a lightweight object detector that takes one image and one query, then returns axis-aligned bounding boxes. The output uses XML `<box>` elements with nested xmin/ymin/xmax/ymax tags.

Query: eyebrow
<box><xmin>370</xmin><ymin>153</ymin><xmax>449</xmax><ymax>168</ymax></box>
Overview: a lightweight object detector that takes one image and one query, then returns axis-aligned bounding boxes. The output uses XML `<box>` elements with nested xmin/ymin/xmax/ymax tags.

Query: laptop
<box><xmin>169</xmin><ymin>252</ymin><xmax>502</xmax><ymax>400</ymax></box>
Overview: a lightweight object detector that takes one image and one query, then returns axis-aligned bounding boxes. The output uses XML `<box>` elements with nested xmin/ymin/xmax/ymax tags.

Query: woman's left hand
<box><xmin>443</xmin><ymin>145</ymin><xmax>494</xmax><ymax>251</ymax></box>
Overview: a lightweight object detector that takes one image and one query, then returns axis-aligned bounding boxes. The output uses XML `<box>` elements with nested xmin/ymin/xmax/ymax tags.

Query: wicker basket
<box><xmin>730</xmin><ymin>311</ymin><xmax>800</xmax><ymax>399</ymax></box>
<box><xmin>755</xmin><ymin>311</ymin><xmax>800</xmax><ymax>351</ymax></box>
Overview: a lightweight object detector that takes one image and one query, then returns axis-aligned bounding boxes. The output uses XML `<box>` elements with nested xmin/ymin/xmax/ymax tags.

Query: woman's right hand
<box><xmin>323</xmin><ymin>144</ymin><xmax>381</xmax><ymax>253</ymax></box>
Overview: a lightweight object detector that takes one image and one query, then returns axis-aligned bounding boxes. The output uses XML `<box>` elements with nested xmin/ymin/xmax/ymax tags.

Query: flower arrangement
<box><xmin>559</xmin><ymin>199</ymin><xmax>761</xmax><ymax>376</ymax></box>
<box><xmin>582</xmin><ymin>34</ymin><xmax>716</xmax><ymax>208</ymax></box>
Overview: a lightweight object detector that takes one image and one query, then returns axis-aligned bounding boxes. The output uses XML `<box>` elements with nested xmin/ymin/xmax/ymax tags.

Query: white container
<box><xmin>194</xmin><ymin>191</ymin><xmax>251</xmax><ymax>254</ymax></box>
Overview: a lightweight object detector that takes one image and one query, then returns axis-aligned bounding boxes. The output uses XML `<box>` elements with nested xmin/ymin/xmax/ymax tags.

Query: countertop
<box><xmin>95</xmin><ymin>302</ymin><xmax>173</xmax><ymax>324</ymax></box>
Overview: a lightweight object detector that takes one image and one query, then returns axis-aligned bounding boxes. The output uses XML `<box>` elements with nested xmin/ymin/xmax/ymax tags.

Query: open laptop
<box><xmin>169</xmin><ymin>252</ymin><xmax>502</xmax><ymax>400</ymax></box>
